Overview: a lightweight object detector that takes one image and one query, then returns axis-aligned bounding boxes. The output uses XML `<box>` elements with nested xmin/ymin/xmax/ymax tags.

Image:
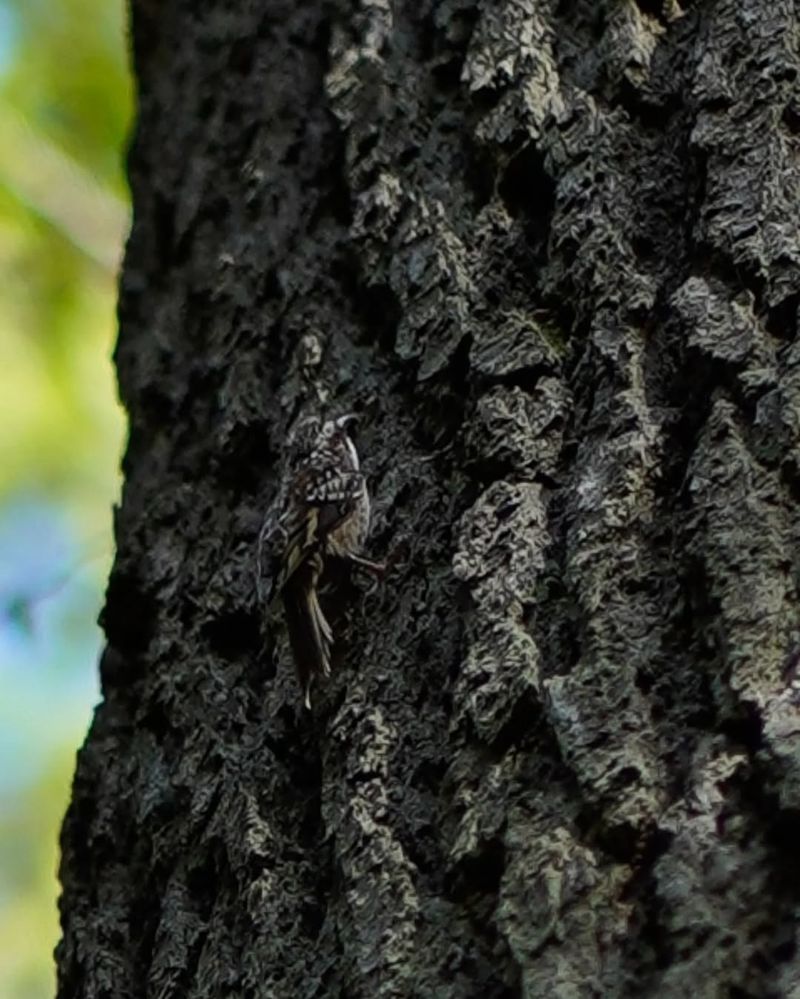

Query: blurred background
<box><xmin>0</xmin><ymin>1</ymin><xmax>131</xmax><ymax>995</ymax></box>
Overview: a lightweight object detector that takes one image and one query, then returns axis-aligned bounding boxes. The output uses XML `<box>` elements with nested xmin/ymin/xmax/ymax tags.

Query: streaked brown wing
<box><xmin>271</xmin><ymin>469</ymin><xmax>364</xmax><ymax>596</ymax></box>
<box><xmin>273</xmin><ymin>505</ymin><xmax>320</xmax><ymax>595</ymax></box>
<box><xmin>305</xmin><ymin>470</ymin><xmax>363</xmax><ymax>531</ymax></box>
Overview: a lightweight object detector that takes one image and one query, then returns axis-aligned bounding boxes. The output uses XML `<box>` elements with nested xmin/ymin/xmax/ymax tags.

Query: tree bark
<box><xmin>58</xmin><ymin>1</ymin><xmax>800</xmax><ymax>997</ymax></box>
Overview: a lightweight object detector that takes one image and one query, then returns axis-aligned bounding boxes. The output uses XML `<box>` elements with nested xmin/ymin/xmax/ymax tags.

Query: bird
<box><xmin>257</xmin><ymin>413</ymin><xmax>383</xmax><ymax>707</ymax></box>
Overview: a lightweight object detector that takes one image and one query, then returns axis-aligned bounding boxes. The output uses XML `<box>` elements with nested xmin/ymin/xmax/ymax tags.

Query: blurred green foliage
<box><xmin>0</xmin><ymin>0</ymin><xmax>132</xmax><ymax>995</ymax></box>
<box><xmin>0</xmin><ymin>0</ymin><xmax>129</xmax><ymax>508</ymax></box>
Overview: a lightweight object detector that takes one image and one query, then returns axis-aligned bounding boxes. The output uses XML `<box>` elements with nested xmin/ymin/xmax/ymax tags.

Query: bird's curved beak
<box><xmin>337</xmin><ymin>413</ymin><xmax>359</xmax><ymax>430</ymax></box>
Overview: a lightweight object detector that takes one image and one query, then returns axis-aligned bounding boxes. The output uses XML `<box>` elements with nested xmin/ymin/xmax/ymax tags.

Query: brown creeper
<box><xmin>258</xmin><ymin>413</ymin><xmax>383</xmax><ymax>708</ymax></box>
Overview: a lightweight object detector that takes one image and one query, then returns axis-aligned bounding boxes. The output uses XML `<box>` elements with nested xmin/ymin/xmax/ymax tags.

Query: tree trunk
<box><xmin>57</xmin><ymin>1</ymin><xmax>800</xmax><ymax>996</ymax></box>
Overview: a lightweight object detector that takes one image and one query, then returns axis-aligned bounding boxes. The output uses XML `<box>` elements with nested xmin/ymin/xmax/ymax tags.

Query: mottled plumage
<box><xmin>258</xmin><ymin>413</ymin><xmax>382</xmax><ymax>707</ymax></box>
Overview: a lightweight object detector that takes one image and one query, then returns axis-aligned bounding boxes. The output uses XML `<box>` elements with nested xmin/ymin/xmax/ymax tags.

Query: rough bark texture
<box><xmin>58</xmin><ymin>1</ymin><xmax>800</xmax><ymax>997</ymax></box>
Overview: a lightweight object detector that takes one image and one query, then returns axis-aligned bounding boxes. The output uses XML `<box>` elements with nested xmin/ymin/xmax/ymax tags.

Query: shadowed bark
<box><xmin>57</xmin><ymin>1</ymin><xmax>800</xmax><ymax>997</ymax></box>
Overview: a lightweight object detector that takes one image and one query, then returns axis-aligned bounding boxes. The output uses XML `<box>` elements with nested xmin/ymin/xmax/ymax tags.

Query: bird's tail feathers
<box><xmin>282</xmin><ymin>556</ymin><xmax>332</xmax><ymax>708</ymax></box>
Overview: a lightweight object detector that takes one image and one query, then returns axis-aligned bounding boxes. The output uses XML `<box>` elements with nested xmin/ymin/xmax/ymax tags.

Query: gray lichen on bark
<box><xmin>57</xmin><ymin>1</ymin><xmax>800</xmax><ymax>997</ymax></box>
